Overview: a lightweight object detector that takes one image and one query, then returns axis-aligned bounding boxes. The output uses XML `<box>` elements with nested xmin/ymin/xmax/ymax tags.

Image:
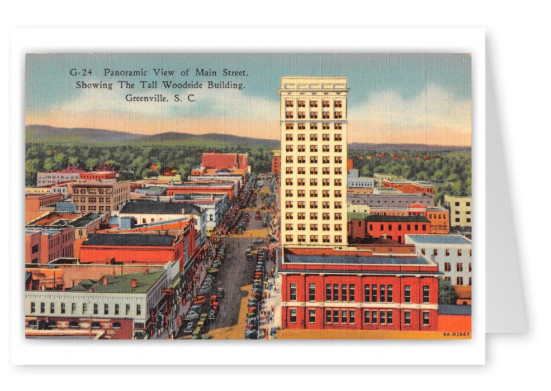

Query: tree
<box><xmin>438</xmin><ymin>278</ymin><xmax>457</xmax><ymax>305</ymax></box>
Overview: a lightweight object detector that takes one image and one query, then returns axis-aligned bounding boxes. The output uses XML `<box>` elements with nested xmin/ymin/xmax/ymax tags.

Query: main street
<box><xmin>174</xmin><ymin>173</ymin><xmax>280</xmax><ymax>339</ymax></box>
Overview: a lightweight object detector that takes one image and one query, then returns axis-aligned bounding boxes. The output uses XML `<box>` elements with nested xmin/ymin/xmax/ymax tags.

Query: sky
<box><xmin>25</xmin><ymin>53</ymin><xmax>471</xmax><ymax>146</ymax></box>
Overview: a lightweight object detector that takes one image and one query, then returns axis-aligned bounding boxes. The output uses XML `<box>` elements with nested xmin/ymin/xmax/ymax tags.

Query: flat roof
<box><xmin>405</xmin><ymin>235</ymin><xmax>471</xmax><ymax>245</ymax></box>
<box><xmin>284</xmin><ymin>254</ymin><xmax>431</xmax><ymax>266</ymax></box>
<box><xmin>84</xmin><ymin>233</ymin><xmax>176</xmax><ymax>247</ymax></box>
<box><xmin>366</xmin><ymin>215</ymin><xmax>430</xmax><ymax>223</ymax></box>
<box><xmin>438</xmin><ymin>305</ymin><xmax>472</xmax><ymax>316</ymax></box>
<box><xmin>68</xmin><ymin>270</ymin><xmax>165</xmax><ymax>294</ymax></box>
<box><xmin>120</xmin><ymin>201</ymin><xmax>201</xmax><ymax>215</ymax></box>
<box><xmin>169</xmin><ymin>182</ymin><xmax>233</xmax><ymax>188</ymax></box>
<box><xmin>70</xmin><ymin>213</ymin><xmax>104</xmax><ymax>228</ymax></box>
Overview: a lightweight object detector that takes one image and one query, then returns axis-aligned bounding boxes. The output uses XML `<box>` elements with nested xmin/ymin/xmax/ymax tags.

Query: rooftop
<box><xmin>284</xmin><ymin>253</ymin><xmax>431</xmax><ymax>266</ymax></box>
<box><xmin>83</xmin><ymin>233</ymin><xmax>177</xmax><ymax>247</ymax></box>
<box><xmin>70</xmin><ymin>213</ymin><xmax>105</xmax><ymax>228</ymax></box>
<box><xmin>365</xmin><ymin>215</ymin><xmax>430</xmax><ymax>223</ymax></box>
<box><xmin>68</xmin><ymin>270</ymin><xmax>165</xmax><ymax>294</ymax></box>
<box><xmin>438</xmin><ymin>305</ymin><xmax>472</xmax><ymax>316</ymax></box>
<box><xmin>120</xmin><ymin>200</ymin><xmax>201</xmax><ymax>215</ymax></box>
<box><xmin>405</xmin><ymin>235</ymin><xmax>472</xmax><ymax>245</ymax></box>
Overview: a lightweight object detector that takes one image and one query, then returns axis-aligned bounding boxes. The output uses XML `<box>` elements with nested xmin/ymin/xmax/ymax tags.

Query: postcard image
<box><xmin>24</xmin><ymin>53</ymin><xmax>472</xmax><ymax>341</ymax></box>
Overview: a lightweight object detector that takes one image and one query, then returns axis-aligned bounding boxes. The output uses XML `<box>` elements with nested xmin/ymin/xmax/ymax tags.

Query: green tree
<box><xmin>438</xmin><ymin>278</ymin><xmax>458</xmax><ymax>305</ymax></box>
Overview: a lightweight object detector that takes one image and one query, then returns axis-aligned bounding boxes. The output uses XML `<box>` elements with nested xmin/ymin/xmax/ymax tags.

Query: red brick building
<box><xmin>201</xmin><ymin>152</ymin><xmax>248</xmax><ymax>170</ymax></box>
<box><xmin>348</xmin><ymin>215</ymin><xmax>431</xmax><ymax>244</ymax></box>
<box><xmin>382</xmin><ymin>180</ymin><xmax>434</xmax><ymax>195</ymax></box>
<box><xmin>25</xmin><ymin>193</ymin><xmax>65</xmax><ymax>222</ymax></box>
<box><xmin>79</xmin><ymin>171</ymin><xmax>117</xmax><ymax>181</ymax></box>
<box><xmin>280</xmin><ymin>247</ymin><xmax>440</xmax><ymax>331</ymax></box>
<box><xmin>369</xmin><ymin>203</ymin><xmax>450</xmax><ymax>234</ymax></box>
<box><xmin>79</xmin><ymin>231</ymin><xmax>187</xmax><ymax>271</ymax></box>
<box><xmin>25</xmin><ymin>225</ymin><xmax>75</xmax><ymax>264</ymax></box>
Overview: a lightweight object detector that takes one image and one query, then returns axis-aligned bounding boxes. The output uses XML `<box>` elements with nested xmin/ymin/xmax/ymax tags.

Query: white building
<box><xmin>405</xmin><ymin>234</ymin><xmax>472</xmax><ymax>286</ymax></box>
<box><xmin>280</xmin><ymin>76</ymin><xmax>348</xmax><ymax>247</ymax></box>
<box><xmin>347</xmin><ymin>169</ymin><xmax>374</xmax><ymax>188</ymax></box>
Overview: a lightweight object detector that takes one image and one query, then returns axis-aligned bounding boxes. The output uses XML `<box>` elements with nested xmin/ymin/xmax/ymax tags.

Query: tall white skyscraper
<box><xmin>279</xmin><ymin>76</ymin><xmax>348</xmax><ymax>247</ymax></box>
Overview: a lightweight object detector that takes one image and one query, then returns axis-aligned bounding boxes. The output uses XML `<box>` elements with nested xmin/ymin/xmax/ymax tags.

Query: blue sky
<box><xmin>26</xmin><ymin>53</ymin><xmax>471</xmax><ymax>145</ymax></box>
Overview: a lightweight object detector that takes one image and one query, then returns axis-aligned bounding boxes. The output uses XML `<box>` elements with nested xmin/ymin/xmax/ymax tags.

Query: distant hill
<box><xmin>25</xmin><ymin>125</ymin><xmax>468</xmax><ymax>151</ymax></box>
<box><xmin>25</xmin><ymin>125</ymin><xmax>143</xmax><ymax>144</ymax></box>
<box><xmin>25</xmin><ymin>125</ymin><xmax>279</xmax><ymax>148</ymax></box>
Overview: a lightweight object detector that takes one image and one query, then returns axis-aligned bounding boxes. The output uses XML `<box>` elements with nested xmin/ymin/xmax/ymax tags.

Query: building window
<box><xmin>326</xmin><ymin>284</ymin><xmax>332</xmax><ymax>301</ymax></box>
<box><xmin>30</xmin><ymin>302</ymin><xmax>36</xmax><ymax>313</ymax></box>
<box><xmin>136</xmin><ymin>304</ymin><xmax>141</xmax><ymax>316</ymax></box>
<box><xmin>380</xmin><ymin>311</ymin><xmax>386</xmax><ymax>325</ymax></box>
<box><xmin>364</xmin><ymin>285</ymin><xmax>370</xmax><ymax>302</ymax></box>
<box><xmin>286</xmin><ymin>100</ymin><xmax>294</xmax><ymax>107</ymax></box>
<box><xmin>387</xmin><ymin>311</ymin><xmax>393</xmax><ymax>325</ymax></box>
<box><xmin>364</xmin><ymin>310</ymin><xmax>370</xmax><ymax>324</ymax></box>
<box><xmin>339</xmin><ymin>310</ymin><xmax>346</xmax><ymax>323</ymax></box>
<box><xmin>82</xmin><ymin>303</ymin><xmax>87</xmax><ymax>315</ymax></box>
<box><xmin>285</xmin><ymin>235</ymin><xmax>293</xmax><ymax>242</ymax></box>
<box><xmin>458</xmin><ymin>249</ymin><xmax>463</xmax><ymax>256</ymax></box>
<box><xmin>310</xmin><ymin>133</ymin><xmax>318</xmax><ymax>141</ymax></box>
<box><xmin>126</xmin><ymin>304</ymin><xmax>130</xmax><ymax>315</ymax></box>
<box><xmin>387</xmin><ymin>285</ymin><xmax>393</xmax><ymax>302</ymax></box>
<box><xmin>380</xmin><ymin>285</ymin><xmax>386</xmax><ymax>302</ymax></box>
<box><xmin>308</xmin><ymin>309</ymin><xmax>316</xmax><ymax>323</ymax></box>
<box><xmin>457</xmin><ymin>263</ymin><xmax>463</xmax><ymax>272</ymax></box>
<box><xmin>457</xmin><ymin>277</ymin><xmax>464</xmax><ymax>285</ymax></box>
<box><xmin>290</xmin><ymin>283</ymin><xmax>297</xmax><ymax>301</ymax></box>
<box><xmin>285</xmin><ymin>123</ymin><xmax>293</xmax><ymax>130</ymax></box>
<box><xmin>322</xmin><ymin>100</ymin><xmax>330</xmax><ymax>108</ymax></box>
<box><xmin>371</xmin><ymin>311</ymin><xmax>378</xmax><ymax>324</ymax></box>
<box><xmin>404</xmin><ymin>285</ymin><xmax>411</xmax><ymax>303</ymax></box>
<box><xmin>423</xmin><ymin>312</ymin><xmax>430</xmax><ymax>326</ymax></box>
<box><xmin>49</xmin><ymin>302</ymin><xmax>55</xmax><ymax>314</ymax></box>
<box><xmin>423</xmin><ymin>286</ymin><xmax>430</xmax><ymax>303</ymax></box>
<box><xmin>309</xmin><ymin>283</ymin><xmax>316</xmax><ymax>301</ymax></box>
<box><xmin>341</xmin><ymin>284</ymin><xmax>348</xmax><ymax>302</ymax></box>
<box><xmin>115</xmin><ymin>304</ymin><xmax>120</xmax><ymax>315</ymax></box>
<box><xmin>104</xmin><ymin>303</ymin><xmax>109</xmax><ymax>315</ymax></box>
<box><xmin>372</xmin><ymin>285</ymin><xmax>378</xmax><ymax>302</ymax></box>
<box><xmin>289</xmin><ymin>309</ymin><xmax>297</xmax><ymax>323</ymax></box>
<box><xmin>404</xmin><ymin>311</ymin><xmax>411</xmax><ymax>325</ymax></box>
<box><xmin>71</xmin><ymin>303</ymin><xmax>76</xmax><ymax>314</ymax></box>
<box><xmin>433</xmin><ymin>249</ymin><xmax>438</xmax><ymax>256</ymax></box>
<box><xmin>93</xmin><ymin>303</ymin><xmax>99</xmax><ymax>315</ymax></box>
<box><xmin>310</xmin><ymin>213</ymin><xmax>318</xmax><ymax>220</ymax></box>
<box><xmin>298</xmin><ymin>100</ymin><xmax>305</xmax><ymax>107</ymax></box>
<box><xmin>445</xmin><ymin>249</ymin><xmax>450</xmax><ymax>256</ymax></box>
<box><xmin>333</xmin><ymin>310</ymin><xmax>339</xmax><ymax>323</ymax></box>
<box><xmin>469</xmin><ymin>263</ymin><xmax>472</xmax><ymax>272</ymax></box>
<box><xmin>444</xmin><ymin>263</ymin><xmax>451</xmax><ymax>272</ymax></box>
<box><xmin>60</xmin><ymin>302</ymin><xmax>65</xmax><ymax>314</ymax></box>
<box><xmin>326</xmin><ymin>309</ymin><xmax>332</xmax><ymax>323</ymax></box>
<box><xmin>333</xmin><ymin>284</ymin><xmax>339</xmax><ymax>301</ymax></box>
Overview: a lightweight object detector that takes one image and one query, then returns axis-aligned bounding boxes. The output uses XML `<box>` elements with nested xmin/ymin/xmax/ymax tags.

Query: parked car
<box><xmin>190</xmin><ymin>304</ymin><xmax>203</xmax><ymax>314</ymax></box>
<box><xmin>217</xmin><ymin>287</ymin><xmax>224</xmax><ymax>298</ymax></box>
<box><xmin>208</xmin><ymin>309</ymin><xmax>217</xmax><ymax>321</ymax></box>
<box><xmin>193</xmin><ymin>296</ymin><xmax>206</xmax><ymax>305</ymax></box>
<box><xmin>183</xmin><ymin>322</ymin><xmax>195</xmax><ymax>334</ymax></box>
<box><xmin>185</xmin><ymin>312</ymin><xmax>199</xmax><ymax>321</ymax></box>
<box><xmin>245</xmin><ymin>330</ymin><xmax>258</xmax><ymax>339</ymax></box>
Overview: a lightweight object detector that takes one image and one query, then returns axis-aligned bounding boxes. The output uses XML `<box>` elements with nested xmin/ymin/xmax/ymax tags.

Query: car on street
<box><xmin>190</xmin><ymin>304</ymin><xmax>203</xmax><ymax>314</ymax></box>
<box><xmin>193</xmin><ymin>296</ymin><xmax>206</xmax><ymax>305</ymax></box>
<box><xmin>183</xmin><ymin>322</ymin><xmax>195</xmax><ymax>334</ymax></box>
<box><xmin>217</xmin><ymin>287</ymin><xmax>224</xmax><ymax>298</ymax></box>
<box><xmin>208</xmin><ymin>268</ymin><xmax>219</xmax><ymax>275</ymax></box>
<box><xmin>208</xmin><ymin>310</ymin><xmax>217</xmax><ymax>321</ymax></box>
<box><xmin>184</xmin><ymin>312</ymin><xmax>199</xmax><ymax>321</ymax></box>
<box><xmin>245</xmin><ymin>330</ymin><xmax>258</xmax><ymax>339</ymax></box>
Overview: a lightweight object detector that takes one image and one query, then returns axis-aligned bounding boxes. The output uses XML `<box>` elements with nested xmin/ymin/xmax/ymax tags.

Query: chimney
<box><xmin>102</xmin><ymin>276</ymin><xmax>108</xmax><ymax>285</ymax></box>
<box><xmin>130</xmin><ymin>279</ymin><xmax>138</xmax><ymax>288</ymax></box>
